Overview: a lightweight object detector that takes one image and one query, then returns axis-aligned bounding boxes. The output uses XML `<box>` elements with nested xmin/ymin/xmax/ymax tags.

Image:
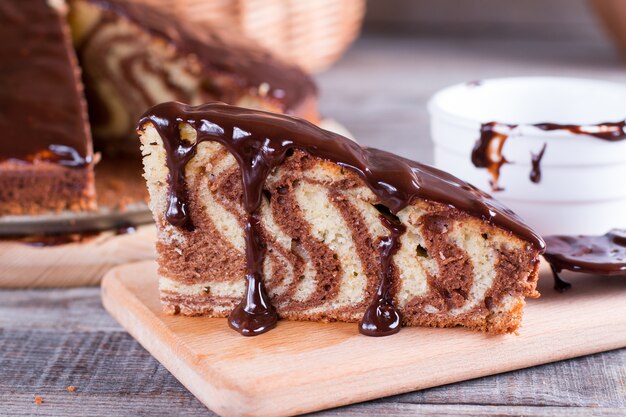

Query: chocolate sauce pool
<box><xmin>140</xmin><ymin>101</ymin><xmax>544</xmax><ymax>336</ymax></box>
<box><xmin>544</xmin><ymin>230</ymin><xmax>626</xmax><ymax>292</ymax></box>
<box><xmin>472</xmin><ymin>120</ymin><xmax>626</xmax><ymax>191</ymax></box>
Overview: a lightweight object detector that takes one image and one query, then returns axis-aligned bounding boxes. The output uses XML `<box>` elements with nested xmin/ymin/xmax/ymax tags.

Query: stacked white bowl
<box><xmin>429</xmin><ymin>77</ymin><xmax>626</xmax><ymax>235</ymax></box>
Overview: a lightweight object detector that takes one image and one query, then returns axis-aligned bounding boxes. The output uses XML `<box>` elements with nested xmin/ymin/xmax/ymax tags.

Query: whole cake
<box><xmin>0</xmin><ymin>0</ymin><xmax>317</xmax><ymax>215</ymax></box>
<box><xmin>138</xmin><ymin>102</ymin><xmax>545</xmax><ymax>337</ymax></box>
<box><xmin>0</xmin><ymin>0</ymin><xmax>95</xmax><ymax>215</ymax></box>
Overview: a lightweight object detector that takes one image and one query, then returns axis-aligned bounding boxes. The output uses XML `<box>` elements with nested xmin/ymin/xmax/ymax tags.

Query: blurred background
<box><xmin>143</xmin><ymin>0</ymin><xmax>626</xmax><ymax>164</ymax></box>
<box><xmin>316</xmin><ymin>0</ymin><xmax>626</xmax><ymax>163</ymax></box>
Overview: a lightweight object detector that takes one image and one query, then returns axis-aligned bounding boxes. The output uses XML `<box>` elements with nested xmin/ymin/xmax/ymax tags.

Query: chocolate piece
<box><xmin>472</xmin><ymin>121</ymin><xmax>626</xmax><ymax>191</ymax></box>
<box><xmin>0</xmin><ymin>0</ymin><xmax>92</xmax><ymax>165</ymax></box>
<box><xmin>139</xmin><ymin>101</ymin><xmax>545</xmax><ymax>336</ymax></box>
<box><xmin>544</xmin><ymin>230</ymin><xmax>626</xmax><ymax>291</ymax></box>
<box><xmin>529</xmin><ymin>143</ymin><xmax>547</xmax><ymax>184</ymax></box>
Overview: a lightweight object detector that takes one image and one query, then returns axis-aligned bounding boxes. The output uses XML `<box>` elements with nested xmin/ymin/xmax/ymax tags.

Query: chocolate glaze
<box><xmin>84</xmin><ymin>0</ymin><xmax>316</xmax><ymax>113</ymax></box>
<box><xmin>359</xmin><ymin>214</ymin><xmax>406</xmax><ymax>337</ymax></box>
<box><xmin>140</xmin><ymin>101</ymin><xmax>545</xmax><ymax>336</ymax></box>
<box><xmin>0</xmin><ymin>0</ymin><xmax>92</xmax><ymax>166</ymax></box>
<box><xmin>529</xmin><ymin>143</ymin><xmax>547</xmax><ymax>184</ymax></box>
<box><xmin>544</xmin><ymin>230</ymin><xmax>626</xmax><ymax>292</ymax></box>
<box><xmin>473</xmin><ymin>121</ymin><xmax>626</xmax><ymax>190</ymax></box>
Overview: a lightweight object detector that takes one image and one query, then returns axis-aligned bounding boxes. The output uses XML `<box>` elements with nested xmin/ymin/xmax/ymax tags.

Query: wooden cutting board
<box><xmin>101</xmin><ymin>260</ymin><xmax>626</xmax><ymax>417</ymax></box>
<box><xmin>0</xmin><ymin>225</ymin><xmax>155</xmax><ymax>288</ymax></box>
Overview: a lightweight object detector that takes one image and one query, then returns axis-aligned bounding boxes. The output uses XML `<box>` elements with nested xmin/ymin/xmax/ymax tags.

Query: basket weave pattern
<box><xmin>141</xmin><ymin>0</ymin><xmax>365</xmax><ymax>72</ymax></box>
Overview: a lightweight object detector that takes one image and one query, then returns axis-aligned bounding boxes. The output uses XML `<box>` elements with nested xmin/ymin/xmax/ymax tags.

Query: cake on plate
<box><xmin>138</xmin><ymin>101</ymin><xmax>545</xmax><ymax>336</ymax></box>
<box><xmin>0</xmin><ymin>0</ymin><xmax>317</xmax><ymax>216</ymax></box>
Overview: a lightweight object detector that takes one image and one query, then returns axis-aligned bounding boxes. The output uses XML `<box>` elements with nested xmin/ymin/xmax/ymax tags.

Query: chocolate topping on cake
<box><xmin>0</xmin><ymin>0</ymin><xmax>92</xmax><ymax>166</ymax></box>
<box><xmin>473</xmin><ymin>121</ymin><xmax>626</xmax><ymax>191</ymax></box>
<box><xmin>139</xmin><ymin>101</ymin><xmax>545</xmax><ymax>336</ymax></box>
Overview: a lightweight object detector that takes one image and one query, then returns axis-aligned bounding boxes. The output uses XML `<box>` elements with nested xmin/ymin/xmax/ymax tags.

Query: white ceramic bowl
<box><xmin>428</xmin><ymin>77</ymin><xmax>626</xmax><ymax>235</ymax></box>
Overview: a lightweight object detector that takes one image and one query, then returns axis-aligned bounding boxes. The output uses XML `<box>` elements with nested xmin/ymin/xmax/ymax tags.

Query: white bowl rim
<box><xmin>427</xmin><ymin>76</ymin><xmax>626</xmax><ymax>135</ymax></box>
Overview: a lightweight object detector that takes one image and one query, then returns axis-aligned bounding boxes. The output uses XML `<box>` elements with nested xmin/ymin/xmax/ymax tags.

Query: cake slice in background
<box><xmin>0</xmin><ymin>0</ymin><xmax>95</xmax><ymax>215</ymax></box>
<box><xmin>138</xmin><ymin>102</ymin><xmax>544</xmax><ymax>336</ymax></box>
<box><xmin>69</xmin><ymin>0</ymin><xmax>319</xmax><ymax>155</ymax></box>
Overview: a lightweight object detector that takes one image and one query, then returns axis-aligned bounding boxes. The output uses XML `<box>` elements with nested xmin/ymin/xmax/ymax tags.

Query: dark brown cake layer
<box><xmin>0</xmin><ymin>161</ymin><xmax>95</xmax><ymax>215</ymax></box>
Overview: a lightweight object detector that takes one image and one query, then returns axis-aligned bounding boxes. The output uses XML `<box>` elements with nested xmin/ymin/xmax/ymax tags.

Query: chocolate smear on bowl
<box><xmin>529</xmin><ymin>143</ymin><xmax>547</xmax><ymax>184</ymax></box>
<box><xmin>472</xmin><ymin>120</ymin><xmax>626</xmax><ymax>191</ymax></box>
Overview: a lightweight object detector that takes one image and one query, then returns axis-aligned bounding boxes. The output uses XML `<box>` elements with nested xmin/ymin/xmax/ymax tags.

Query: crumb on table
<box><xmin>66</xmin><ymin>385</ymin><xmax>77</xmax><ymax>392</ymax></box>
<box><xmin>34</xmin><ymin>396</ymin><xmax>44</xmax><ymax>405</ymax></box>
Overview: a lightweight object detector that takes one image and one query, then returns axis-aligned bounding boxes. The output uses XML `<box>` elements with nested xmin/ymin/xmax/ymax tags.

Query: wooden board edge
<box><xmin>100</xmin><ymin>261</ymin><xmax>626</xmax><ymax>417</ymax></box>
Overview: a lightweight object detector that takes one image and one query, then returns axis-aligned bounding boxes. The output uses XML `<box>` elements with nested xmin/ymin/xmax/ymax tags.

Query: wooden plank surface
<box><xmin>1</xmin><ymin>277</ymin><xmax>625</xmax><ymax>417</ymax></box>
<box><xmin>99</xmin><ymin>260</ymin><xmax>626</xmax><ymax>417</ymax></box>
<box><xmin>2</xmin><ymin>35</ymin><xmax>626</xmax><ymax>416</ymax></box>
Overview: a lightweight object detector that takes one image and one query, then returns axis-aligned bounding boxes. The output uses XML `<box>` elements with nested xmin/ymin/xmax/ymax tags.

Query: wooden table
<box><xmin>2</xmin><ymin>36</ymin><xmax>625</xmax><ymax>416</ymax></box>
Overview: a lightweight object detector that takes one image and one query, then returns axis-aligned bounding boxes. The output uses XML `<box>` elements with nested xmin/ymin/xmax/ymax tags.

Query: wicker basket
<box><xmin>590</xmin><ymin>0</ymin><xmax>626</xmax><ymax>58</ymax></box>
<box><xmin>140</xmin><ymin>0</ymin><xmax>366</xmax><ymax>72</ymax></box>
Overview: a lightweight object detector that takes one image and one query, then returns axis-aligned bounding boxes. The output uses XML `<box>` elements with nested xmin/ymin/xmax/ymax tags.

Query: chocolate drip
<box><xmin>228</xmin><ymin>213</ymin><xmax>278</xmax><ymax>336</ymax></box>
<box><xmin>549</xmin><ymin>263</ymin><xmax>572</xmax><ymax>293</ymax></box>
<box><xmin>529</xmin><ymin>143</ymin><xmax>547</xmax><ymax>184</ymax></box>
<box><xmin>473</xmin><ymin>120</ymin><xmax>626</xmax><ymax>191</ymax></box>
<box><xmin>535</xmin><ymin>120</ymin><xmax>626</xmax><ymax>141</ymax></box>
<box><xmin>0</xmin><ymin>0</ymin><xmax>92</xmax><ymax>166</ymax></box>
<box><xmin>544</xmin><ymin>230</ymin><xmax>626</xmax><ymax>291</ymax></box>
<box><xmin>471</xmin><ymin>122</ymin><xmax>515</xmax><ymax>192</ymax></box>
<box><xmin>140</xmin><ymin>101</ymin><xmax>545</xmax><ymax>336</ymax></box>
<box><xmin>359</xmin><ymin>214</ymin><xmax>406</xmax><ymax>337</ymax></box>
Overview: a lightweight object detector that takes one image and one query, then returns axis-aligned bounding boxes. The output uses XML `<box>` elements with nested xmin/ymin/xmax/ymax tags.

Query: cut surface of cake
<box><xmin>138</xmin><ymin>102</ymin><xmax>545</xmax><ymax>337</ymax></box>
<box><xmin>0</xmin><ymin>0</ymin><xmax>95</xmax><ymax>215</ymax></box>
<box><xmin>69</xmin><ymin>0</ymin><xmax>318</xmax><ymax>154</ymax></box>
